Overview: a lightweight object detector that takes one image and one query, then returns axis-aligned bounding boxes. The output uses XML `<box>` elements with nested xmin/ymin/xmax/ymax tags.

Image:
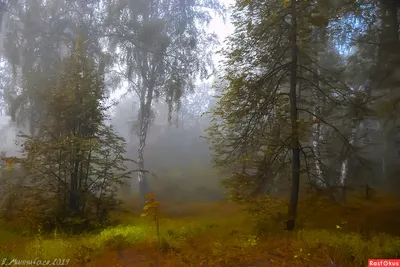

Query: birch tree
<box><xmin>105</xmin><ymin>0</ymin><xmax>222</xmax><ymax>204</ymax></box>
<box><xmin>333</xmin><ymin>0</ymin><xmax>400</xmax><ymax>188</ymax></box>
<box><xmin>1</xmin><ymin>0</ymin><xmax>106</xmax><ymax>136</ymax></box>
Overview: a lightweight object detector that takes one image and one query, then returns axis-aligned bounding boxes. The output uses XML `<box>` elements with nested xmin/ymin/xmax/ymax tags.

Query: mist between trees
<box><xmin>0</xmin><ymin>0</ymin><xmax>399</xmax><ymax>233</ymax></box>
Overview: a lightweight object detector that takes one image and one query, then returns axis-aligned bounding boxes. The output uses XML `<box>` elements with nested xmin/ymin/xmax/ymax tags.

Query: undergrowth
<box><xmin>1</xmin><ymin>193</ymin><xmax>400</xmax><ymax>266</ymax></box>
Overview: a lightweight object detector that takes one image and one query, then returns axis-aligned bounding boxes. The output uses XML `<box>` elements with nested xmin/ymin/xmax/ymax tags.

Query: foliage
<box><xmin>2</xmin><ymin>0</ymin><xmax>108</xmax><ymax>135</ymax></box>
<box><xmin>0</xmin><ymin>3</ymin><xmax>399</xmax><ymax>265</ymax></box>
<box><xmin>16</xmin><ymin>38</ymin><xmax>132</xmax><ymax>232</ymax></box>
<box><xmin>206</xmin><ymin>0</ymin><xmax>400</xmax><ymax>233</ymax></box>
<box><xmin>206</xmin><ymin>0</ymin><xmax>353</xmax><ymax>205</ymax></box>
<box><xmin>105</xmin><ymin>0</ymin><xmax>222</xmax><ymax>113</ymax></box>
<box><xmin>103</xmin><ymin>0</ymin><xmax>224</xmax><ymax>203</ymax></box>
<box><xmin>141</xmin><ymin>193</ymin><xmax>162</xmax><ymax>249</ymax></box>
<box><xmin>1</xmin><ymin>198</ymin><xmax>400</xmax><ymax>266</ymax></box>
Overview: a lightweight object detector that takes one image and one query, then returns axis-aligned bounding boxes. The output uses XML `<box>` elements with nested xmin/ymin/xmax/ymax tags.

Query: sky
<box><xmin>209</xmin><ymin>0</ymin><xmax>235</xmax><ymax>67</ymax></box>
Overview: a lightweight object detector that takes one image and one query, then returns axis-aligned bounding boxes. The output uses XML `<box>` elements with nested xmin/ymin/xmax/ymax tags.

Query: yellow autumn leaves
<box><xmin>140</xmin><ymin>193</ymin><xmax>161</xmax><ymax>218</ymax></box>
<box><xmin>0</xmin><ymin>157</ymin><xmax>17</xmax><ymax>171</ymax></box>
<box><xmin>284</xmin><ymin>0</ymin><xmax>290</xmax><ymax>7</ymax></box>
<box><xmin>284</xmin><ymin>0</ymin><xmax>307</xmax><ymax>8</ymax></box>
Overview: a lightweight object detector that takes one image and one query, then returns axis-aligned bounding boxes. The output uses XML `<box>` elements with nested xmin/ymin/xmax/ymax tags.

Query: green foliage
<box><xmin>246</xmin><ymin>196</ymin><xmax>289</xmax><ymax>237</ymax></box>
<box><xmin>297</xmin><ymin>230</ymin><xmax>400</xmax><ymax>266</ymax></box>
<box><xmin>103</xmin><ymin>234</ymin><xmax>130</xmax><ymax>251</ymax></box>
<box><xmin>2</xmin><ymin>1</ymin><xmax>106</xmax><ymax>134</ymax></box>
<box><xmin>2</xmin><ymin>199</ymin><xmax>400</xmax><ymax>266</ymax></box>
<box><xmin>104</xmin><ymin>0</ymin><xmax>224</xmax><ymax>202</ymax></box>
<box><xmin>106</xmin><ymin>0</ymin><xmax>222</xmax><ymax>108</ymax></box>
<box><xmin>206</xmin><ymin>0</ymin><xmax>350</xmax><ymax>202</ymax></box>
<box><xmin>16</xmin><ymin>38</ymin><xmax>132</xmax><ymax>232</ymax></box>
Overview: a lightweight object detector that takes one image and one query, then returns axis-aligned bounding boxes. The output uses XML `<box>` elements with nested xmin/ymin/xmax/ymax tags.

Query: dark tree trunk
<box><xmin>380</xmin><ymin>0</ymin><xmax>399</xmax><ymax>50</ymax></box>
<box><xmin>70</xmin><ymin>171</ymin><xmax>80</xmax><ymax>213</ymax></box>
<box><xmin>286</xmin><ymin>0</ymin><xmax>300</xmax><ymax>231</ymax></box>
<box><xmin>70</xmin><ymin>150</ymin><xmax>81</xmax><ymax>214</ymax></box>
<box><xmin>375</xmin><ymin>0</ymin><xmax>400</xmax><ymax>88</ymax></box>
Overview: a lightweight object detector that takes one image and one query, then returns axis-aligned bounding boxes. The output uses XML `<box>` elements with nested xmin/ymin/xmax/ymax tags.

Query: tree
<box><xmin>1</xmin><ymin>0</ymin><xmax>108</xmax><ymax>136</ymax></box>
<box><xmin>207</xmin><ymin>0</ymin><xmax>358</xmax><ymax>230</ymax></box>
<box><xmin>105</xmin><ymin>0</ymin><xmax>223</xmax><ymax>205</ymax></box>
<box><xmin>18</xmin><ymin>37</ymin><xmax>131</xmax><ymax>231</ymax></box>
<box><xmin>286</xmin><ymin>0</ymin><xmax>300</xmax><ymax>231</ymax></box>
<box><xmin>327</xmin><ymin>0</ymin><xmax>400</xmax><ymax>190</ymax></box>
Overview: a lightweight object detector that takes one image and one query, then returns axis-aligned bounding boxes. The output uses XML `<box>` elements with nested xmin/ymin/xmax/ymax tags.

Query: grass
<box><xmin>1</xmin><ymin>193</ymin><xmax>400</xmax><ymax>266</ymax></box>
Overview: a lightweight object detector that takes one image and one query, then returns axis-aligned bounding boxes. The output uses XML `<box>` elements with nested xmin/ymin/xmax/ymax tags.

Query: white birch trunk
<box><xmin>312</xmin><ymin>98</ymin><xmax>324</xmax><ymax>186</ymax></box>
<box><xmin>136</xmin><ymin>104</ymin><xmax>150</xmax><ymax>206</ymax></box>
<box><xmin>312</xmin><ymin>123</ymin><xmax>324</xmax><ymax>186</ymax></box>
<box><xmin>339</xmin><ymin>120</ymin><xmax>358</xmax><ymax>186</ymax></box>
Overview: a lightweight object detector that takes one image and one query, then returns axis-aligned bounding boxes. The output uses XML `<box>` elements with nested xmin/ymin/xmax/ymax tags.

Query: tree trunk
<box><xmin>311</xmin><ymin>32</ymin><xmax>327</xmax><ymax>187</ymax></box>
<box><xmin>70</xmin><ymin>146</ymin><xmax>81</xmax><ymax>214</ymax></box>
<box><xmin>0</xmin><ymin>1</ymin><xmax>8</xmax><ymax>53</ymax></box>
<box><xmin>380</xmin><ymin>0</ymin><xmax>399</xmax><ymax>53</ymax></box>
<box><xmin>70</xmin><ymin>149</ymin><xmax>80</xmax><ymax>213</ymax></box>
<box><xmin>137</xmin><ymin>122</ymin><xmax>149</xmax><ymax>206</ymax></box>
<box><xmin>136</xmin><ymin>73</ymin><xmax>154</xmax><ymax>207</ymax></box>
<box><xmin>375</xmin><ymin>0</ymin><xmax>400</xmax><ymax>88</ymax></box>
<box><xmin>312</xmin><ymin>93</ymin><xmax>323</xmax><ymax>186</ymax></box>
<box><xmin>286</xmin><ymin>0</ymin><xmax>301</xmax><ymax>231</ymax></box>
<box><xmin>338</xmin><ymin>119</ymin><xmax>357</xmax><ymax>201</ymax></box>
<box><xmin>70</xmin><ymin>171</ymin><xmax>80</xmax><ymax>213</ymax></box>
<box><xmin>134</xmin><ymin>6</ymin><xmax>155</xmax><ymax>207</ymax></box>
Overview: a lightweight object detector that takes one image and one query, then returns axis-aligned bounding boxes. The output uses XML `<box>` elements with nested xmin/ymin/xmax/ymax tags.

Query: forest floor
<box><xmin>1</xmin><ymin>193</ymin><xmax>400</xmax><ymax>266</ymax></box>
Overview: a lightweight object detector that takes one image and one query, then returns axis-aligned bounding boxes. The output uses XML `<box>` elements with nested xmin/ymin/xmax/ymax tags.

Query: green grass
<box><xmin>294</xmin><ymin>229</ymin><xmax>400</xmax><ymax>266</ymax></box>
<box><xmin>1</xmin><ymin>196</ymin><xmax>400</xmax><ymax>266</ymax></box>
<box><xmin>0</xmin><ymin>227</ymin><xmax>21</xmax><ymax>244</ymax></box>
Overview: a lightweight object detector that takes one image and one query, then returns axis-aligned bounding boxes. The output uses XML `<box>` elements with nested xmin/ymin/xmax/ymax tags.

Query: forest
<box><xmin>0</xmin><ymin>0</ymin><xmax>399</xmax><ymax>266</ymax></box>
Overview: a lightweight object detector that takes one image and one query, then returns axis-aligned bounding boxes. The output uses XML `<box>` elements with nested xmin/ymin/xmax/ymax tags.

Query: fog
<box><xmin>1</xmin><ymin>82</ymin><xmax>224</xmax><ymax>203</ymax></box>
<box><xmin>0</xmin><ymin>116</ymin><xmax>22</xmax><ymax>157</ymax></box>
<box><xmin>1</xmin><ymin>1</ymin><xmax>400</xmax><ymax>263</ymax></box>
<box><xmin>0</xmin><ymin>0</ymin><xmax>234</xmax><ymax>205</ymax></box>
<box><xmin>109</xmin><ymin>83</ymin><xmax>224</xmax><ymax>201</ymax></box>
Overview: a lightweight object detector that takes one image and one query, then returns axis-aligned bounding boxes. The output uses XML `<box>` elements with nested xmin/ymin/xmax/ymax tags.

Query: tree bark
<box><xmin>137</xmin><ymin>116</ymin><xmax>149</xmax><ymax>207</ymax></box>
<box><xmin>134</xmin><ymin>6</ymin><xmax>155</xmax><ymax>208</ymax></box>
<box><xmin>311</xmin><ymin>25</ymin><xmax>328</xmax><ymax>188</ymax></box>
<box><xmin>312</xmin><ymin>86</ymin><xmax>323</xmax><ymax>186</ymax></box>
<box><xmin>136</xmin><ymin>65</ymin><xmax>154</xmax><ymax>207</ymax></box>
<box><xmin>338</xmin><ymin>119</ymin><xmax>357</xmax><ymax>201</ymax></box>
<box><xmin>375</xmin><ymin>0</ymin><xmax>400</xmax><ymax>88</ymax></box>
<box><xmin>286</xmin><ymin>0</ymin><xmax>301</xmax><ymax>231</ymax></box>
